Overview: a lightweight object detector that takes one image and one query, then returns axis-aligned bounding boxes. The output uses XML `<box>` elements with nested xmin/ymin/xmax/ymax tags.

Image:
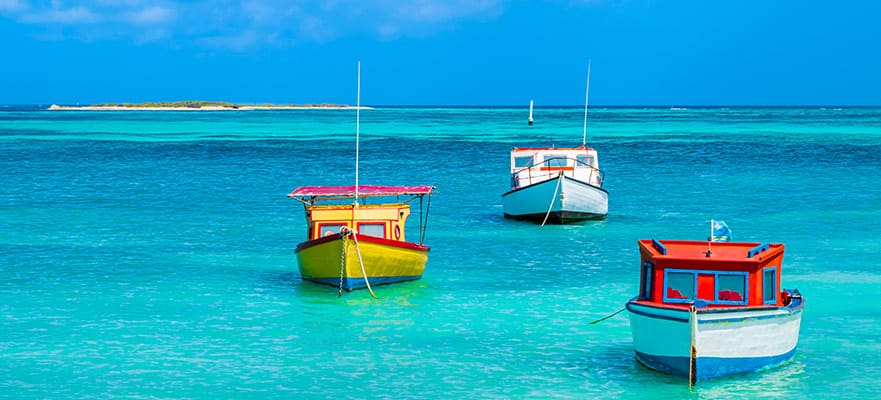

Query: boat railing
<box><xmin>511</xmin><ymin>156</ymin><xmax>604</xmax><ymax>189</ymax></box>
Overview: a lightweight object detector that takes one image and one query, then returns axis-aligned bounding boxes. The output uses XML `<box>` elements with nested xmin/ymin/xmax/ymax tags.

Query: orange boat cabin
<box><xmin>635</xmin><ymin>239</ymin><xmax>786</xmax><ymax>308</ymax></box>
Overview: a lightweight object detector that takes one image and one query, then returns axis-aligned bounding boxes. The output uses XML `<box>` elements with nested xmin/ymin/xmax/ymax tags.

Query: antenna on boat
<box><xmin>354</xmin><ymin>61</ymin><xmax>361</xmax><ymax>204</ymax></box>
<box><xmin>706</xmin><ymin>219</ymin><xmax>714</xmax><ymax>257</ymax></box>
<box><xmin>528</xmin><ymin>100</ymin><xmax>534</xmax><ymax>126</ymax></box>
<box><xmin>582</xmin><ymin>59</ymin><xmax>591</xmax><ymax>148</ymax></box>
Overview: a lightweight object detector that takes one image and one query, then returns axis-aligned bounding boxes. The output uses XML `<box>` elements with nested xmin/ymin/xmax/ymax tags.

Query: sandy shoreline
<box><xmin>47</xmin><ymin>104</ymin><xmax>372</xmax><ymax>111</ymax></box>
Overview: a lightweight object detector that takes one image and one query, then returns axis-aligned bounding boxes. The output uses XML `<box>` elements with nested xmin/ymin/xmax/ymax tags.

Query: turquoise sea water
<box><xmin>1</xmin><ymin>106</ymin><xmax>880</xmax><ymax>398</ymax></box>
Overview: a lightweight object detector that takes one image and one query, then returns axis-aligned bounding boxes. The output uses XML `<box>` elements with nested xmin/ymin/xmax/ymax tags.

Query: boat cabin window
<box><xmin>640</xmin><ymin>262</ymin><xmax>653</xmax><ymax>300</ymax></box>
<box><xmin>576</xmin><ymin>155</ymin><xmax>595</xmax><ymax>168</ymax></box>
<box><xmin>717</xmin><ymin>273</ymin><xmax>747</xmax><ymax>304</ymax></box>
<box><xmin>514</xmin><ymin>156</ymin><xmax>533</xmax><ymax>168</ymax></box>
<box><xmin>663</xmin><ymin>270</ymin><xmax>748</xmax><ymax>305</ymax></box>
<box><xmin>763</xmin><ymin>267</ymin><xmax>777</xmax><ymax>304</ymax></box>
<box><xmin>357</xmin><ymin>223</ymin><xmax>386</xmax><ymax>238</ymax></box>
<box><xmin>545</xmin><ymin>155</ymin><xmax>568</xmax><ymax>167</ymax></box>
<box><xmin>664</xmin><ymin>272</ymin><xmax>695</xmax><ymax>302</ymax></box>
<box><xmin>318</xmin><ymin>223</ymin><xmax>347</xmax><ymax>237</ymax></box>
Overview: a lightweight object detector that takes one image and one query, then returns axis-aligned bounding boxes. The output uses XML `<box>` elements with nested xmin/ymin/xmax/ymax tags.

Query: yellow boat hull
<box><xmin>295</xmin><ymin>233</ymin><xmax>429</xmax><ymax>291</ymax></box>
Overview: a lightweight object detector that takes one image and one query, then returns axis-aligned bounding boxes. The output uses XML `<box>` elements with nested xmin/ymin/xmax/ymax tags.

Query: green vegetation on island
<box><xmin>97</xmin><ymin>101</ymin><xmax>243</xmax><ymax>109</ymax></box>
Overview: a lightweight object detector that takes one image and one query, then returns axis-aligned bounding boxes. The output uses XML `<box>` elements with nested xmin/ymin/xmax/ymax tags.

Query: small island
<box><xmin>48</xmin><ymin>101</ymin><xmax>370</xmax><ymax>111</ymax></box>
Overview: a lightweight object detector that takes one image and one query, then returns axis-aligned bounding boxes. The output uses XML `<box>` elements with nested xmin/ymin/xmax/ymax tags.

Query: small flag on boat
<box><xmin>711</xmin><ymin>220</ymin><xmax>732</xmax><ymax>242</ymax></box>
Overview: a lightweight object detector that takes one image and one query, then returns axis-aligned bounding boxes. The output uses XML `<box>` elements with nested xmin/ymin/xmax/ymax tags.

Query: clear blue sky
<box><xmin>1</xmin><ymin>1</ymin><xmax>879</xmax><ymax>106</ymax></box>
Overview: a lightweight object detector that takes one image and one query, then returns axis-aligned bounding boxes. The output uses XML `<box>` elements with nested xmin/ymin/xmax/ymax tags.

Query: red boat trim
<box><xmin>539</xmin><ymin>166</ymin><xmax>575</xmax><ymax>172</ymax></box>
<box><xmin>295</xmin><ymin>232</ymin><xmax>430</xmax><ymax>253</ymax></box>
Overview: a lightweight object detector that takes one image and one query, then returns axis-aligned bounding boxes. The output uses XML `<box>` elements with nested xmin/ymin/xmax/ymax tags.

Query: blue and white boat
<box><xmin>625</xmin><ymin>238</ymin><xmax>805</xmax><ymax>384</ymax></box>
<box><xmin>501</xmin><ymin>146</ymin><xmax>607</xmax><ymax>223</ymax></box>
<box><xmin>501</xmin><ymin>61</ymin><xmax>608</xmax><ymax>224</ymax></box>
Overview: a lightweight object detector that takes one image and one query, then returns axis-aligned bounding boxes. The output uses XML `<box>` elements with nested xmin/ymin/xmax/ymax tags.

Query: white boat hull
<box><xmin>501</xmin><ymin>175</ymin><xmax>608</xmax><ymax>223</ymax></box>
<box><xmin>625</xmin><ymin>294</ymin><xmax>804</xmax><ymax>381</ymax></box>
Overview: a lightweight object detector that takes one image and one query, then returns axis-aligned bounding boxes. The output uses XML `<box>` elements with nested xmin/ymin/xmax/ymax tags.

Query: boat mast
<box><xmin>582</xmin><ymin>59</ymin><xmax>591</xmax><ymax>148</ymax></box>
<box><xmin>354</xmin><ymin>61</ymin><xmax>361</xmax><ymax>204</ymax></box>
<box><xmin>707</xmin><ymin>219</ymin><xmax>714</xmax><ymax>256</ymax></box>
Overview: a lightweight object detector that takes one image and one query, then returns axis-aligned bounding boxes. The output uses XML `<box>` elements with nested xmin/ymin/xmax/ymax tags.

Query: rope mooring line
<box><xmin>541</xmin><ymin>174</ymin><xmax>564</xmax><ymax>227</ymax></box>
<box><xmin>588</xmin><ymin>308</ymin><xmax>626</xmax><ymax>325</ymax></box>
<box><xmin>340</xmin><ymin>226</ymin><xmax>378</xmax><ymax>299</ymax></box>
<box><xmin>338</xmin><ymin>229</ymin><xmax>347</xmax><ymax>297</ymax></box>
<box><xmin>348</xmin><ymin>231</ymin><xmax>377</xmax><ymax>299</ymax></box>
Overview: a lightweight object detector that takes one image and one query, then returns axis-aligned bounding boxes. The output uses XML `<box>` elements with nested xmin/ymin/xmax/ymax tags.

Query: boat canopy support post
<box><xmin>419</xmin><ymin>194</ymin><xmax>432</xmax><ymax>245</ymax></box>
<box><xmin>419</xmin><ymin>195</ymin><xmax>423</xmax><ymax>242</ymax></box>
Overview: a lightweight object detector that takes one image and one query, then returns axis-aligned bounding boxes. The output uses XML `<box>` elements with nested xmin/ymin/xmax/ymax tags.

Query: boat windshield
<box><xmin>514</xmin><ymin>155</ymin><xmax>533</xmax><ymax>168</ymax></box>
<box><xmin>576</xmin><ymin>154</ymin><xmax>596</xmax><ymax>168</ymax></box>
<box><xmin>544</xmin><ymin>155</ymin><xmax>568</xmax><ymax>167</ymax></box>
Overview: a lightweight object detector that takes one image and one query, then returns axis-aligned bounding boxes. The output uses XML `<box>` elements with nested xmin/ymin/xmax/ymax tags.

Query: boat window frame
<box><xmin>316</xmin><ymin>222</ymin><xmax>348</xmax><ymax>238</ymax></box>
<box><xmin>763</xmin><ymin>267</ymin><xmax>777</xmax><ymax>304</ymax></box>
<box><xmin>576</xmin><ymin>154</ymin><xmax>595</xmax><ymax>168</ymax></box>
<box><xmin>543</xmin><ymin>154</ymin><xmax>569</xmax><ymax>167</ymax></box>
<box><xmin>640</xmin><ymin>262</ymin><xmax>653</xmax><ymax>300</ymax></box>
<box><xmin>662</xmin><ymin>269</ymin><xmax>750</xmax><ymax>306</ymax></box>
<box><xmin>715</xmin><ymin>272</ymin><xmax>749</xmax><ymax>305</ymax></box>
<box><xmin>663</xmin><ymin>270</ymin><xmax>697</xmax><ymax>304</ymax></box>
<box><xmin>513</xmin><ymin>155</ymin><xmax>533</xmax><ymax>169</ymax></box>
<box><xmin>357</xmin><ymin>222</ymin><xmax>386</xmax><ymax>239</ymax></box>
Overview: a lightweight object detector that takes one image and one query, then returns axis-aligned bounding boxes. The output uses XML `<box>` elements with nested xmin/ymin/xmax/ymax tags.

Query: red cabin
<box><xmin>634</xmin><ymin>239</ymin><xmax>785</xmax><ymax>308</ymax></box>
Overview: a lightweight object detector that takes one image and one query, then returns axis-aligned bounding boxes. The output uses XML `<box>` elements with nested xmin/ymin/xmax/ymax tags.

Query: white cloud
<box><xmin>0</xmin><ymin>0</ymin><xmax>27</xmax><ymax>13</ymax></box>
<box><xmin>377</xmin><ymin>23</ymin><xmax>398</xmax><ymax>40</ymax></box>
<box><xmin>20</xmin><ymin>5</ymin><xmax>99</xmax><ymax>24</ymax></box>
<box><xmin>297</xmin><ymin>15</ymin><xmax>336</xmax><ymax>43</ymax></box>
<box><xmin>125</xmin><ymin>5</ymin><xmax>173</xmax><ymax>25</ymax></box>
<box><xmin>241</xmin><ymin>0</ymin><xmax>290</xmax><ymax>24</ymax></box>
<box><xmin>199</xmin><ymin>29</ymin><xmax>282</xmax><ymax>51</ymax></box>
<box><xmin>93</xmin><ymin>0</ymin><xmax>151</xmax><ymax>6</ymax></box>
<box><xmin>391</xmin><ymin>0</ymin><xmax>502</xmax><ymax>23</ymax></box>
<box><xmin>5</xmin><ymin>0</ymin><xmax>507</xmax><ymax>49</ymax></box>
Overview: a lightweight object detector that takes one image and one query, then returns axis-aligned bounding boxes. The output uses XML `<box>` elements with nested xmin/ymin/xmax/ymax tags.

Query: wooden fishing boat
<box><xmin>288</xmin><ymin>62</ymin><xmax>437</xmax><ymax>295</ymax></box>
<box><xmin>289</xmin><ymin>185</ymin><xmax>435</xmax><ymax>292</ymax></box>
<box><xmin>501</xmin><ymin>146</ymin><xmax>607</xmax><ymax>223</ymax></box>
<box><xmin>502</xmin><ymin>62</ymin><xmax>608</xmax><ymax>224</ymax></box>
<box><xmin>625</xmin><ymin>238</ymin><xmax>805</xmax><ymax>384</ymax></box>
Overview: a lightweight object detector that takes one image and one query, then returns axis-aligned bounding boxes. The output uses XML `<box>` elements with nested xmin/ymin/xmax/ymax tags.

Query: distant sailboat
<box><xmin>528</xmin><ymin>100</ymin><xmax>534</xmax><ymax>126</ymax></box>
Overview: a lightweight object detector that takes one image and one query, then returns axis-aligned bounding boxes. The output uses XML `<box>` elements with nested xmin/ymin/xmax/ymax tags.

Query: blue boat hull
<box><xmin>634</xmin><ymin>348</ymin><xmax>797</xmax><ymax>381</ymax></box>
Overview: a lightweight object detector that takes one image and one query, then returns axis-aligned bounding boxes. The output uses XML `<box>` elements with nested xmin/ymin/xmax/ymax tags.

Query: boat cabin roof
<box><xmin>511</xmin><ymin>146</ymin><xmax>596</xmax><ymax>154</ymax></box>
<box><xmin>289</xmin><ymin>185</ymin><xmax>435</xmax><ymax>201</ymax></box>
<box><xmin>639</xmin><ymin>239</ymin><xmax>784</xmax><ymax>266</ymax></box>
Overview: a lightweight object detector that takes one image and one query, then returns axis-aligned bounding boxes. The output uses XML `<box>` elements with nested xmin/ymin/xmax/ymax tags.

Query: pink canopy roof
<box><xmin>288</xmin><ymin>185</ymin><xmax>435</xmax><ymax>198</ymax></box>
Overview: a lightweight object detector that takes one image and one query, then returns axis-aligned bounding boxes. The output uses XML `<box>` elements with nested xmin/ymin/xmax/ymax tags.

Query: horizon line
<box><xmin>4</xmin><ymin>103</ymin><xmax>881</xmax><ymax>109</ymax></box>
